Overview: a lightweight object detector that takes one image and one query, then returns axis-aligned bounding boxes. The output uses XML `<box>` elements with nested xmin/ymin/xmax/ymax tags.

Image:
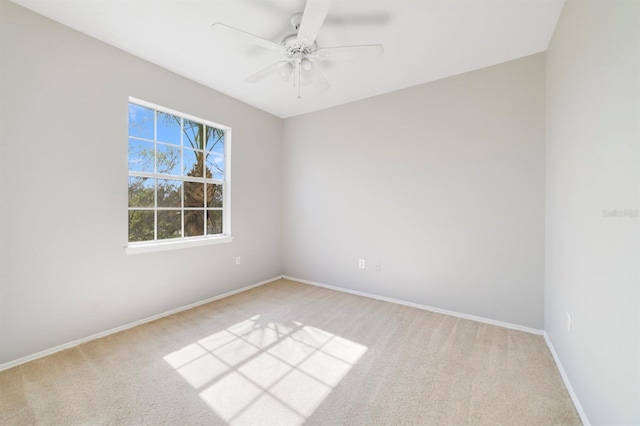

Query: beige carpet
<box><xmin>0</xmin><ymin>278</ymin><xmax>581</xmax><ymax>425</ymax></box>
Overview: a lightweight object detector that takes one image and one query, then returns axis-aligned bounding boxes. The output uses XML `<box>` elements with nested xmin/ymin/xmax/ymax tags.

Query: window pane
<box><xmin>206</xmin><ymin>184</ymin><xmax>223</xmax><ymax>208</ymax></box>
<box><xmin>206</xmin><ymin>127</ymin><xmax>224</xmax><ymax>180</ymax></box>
<box><xmin>128</xmin><ymin>210</ymin><xmax>154</xmax><ymax>242</ymax></box>
<box><xmin>184</xmin><ymin>181</ymin><xmax>204</xmax><ymax>208</ymax></box>
<box><xmin>184</xmin><ymin>149</ymin><xmax>203</xmax><ymax>177</ymax></box>
<box><xmin>128</xmin><ymin>139</ymin><xmax>154</xmax><ymax>173</ymax></box>
<box><xmin>128</xmin><ymin>177</ymin><xmax>154</xmax><ymax>208</ymax></box>
<box><xmin>206</xmin><ymin>127</ymin><xmax>224</xmax><ymax>152</ymax></box>
<box><xmin>157</xmin><ymin>144</ymin><xmax>181</xmax><ymax>175</ymax></box>
<box><xmin>205</xmin><ymin>151</ymin><xmax>224</xmax><ymax>180</ymax></box>
<box><xmin>184</xmin><ymin>210</ymin><xmax>204</xmax><ymax>237</ymax></box>
<box><xmin>183</xmin><ymin>119</ymin><xmax>203</xmax><ymax>150</ymax></box>
<box><xmin>158</xmin><ymin>179</ymin><xmax>182</xmax><ymax>208</ymax></box>
<box><xmin>128</xmin><ymin>104</ymin><xmax>154</xmax><ymax>140</ymax></box>
<box><xmin>158</xmin><ymin>210</ymin><xmax>182</xmax><ymax>240</ymax></box>
<box><xmin>207</xmin><ymin>210</ymin><xmax>223</xmax><ymax>235</ymax></box>
<box><xmin>157</xmin><ymin>112</ymin><xmax>181</xmax><ymax>145</ymax></box>
<box><xmin>127</xmin><ymin>101</ymin><xmax>229</xmax><ymax>245</ymax></box>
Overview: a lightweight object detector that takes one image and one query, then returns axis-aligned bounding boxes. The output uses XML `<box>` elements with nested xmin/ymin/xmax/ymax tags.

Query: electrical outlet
<box><xmin>566</xmin><ymin>312</ymin><xmax>571</xmax><ymax>333</ymax></box>
<box><xmin>358</xmin><ymin>259</ymin><xmax>365</xmax><ymax>269</ymax></box>
<box><xmin>236</xmin><ymin>256</ymin><xmax>241</xmax><ymax>265</ymax></box>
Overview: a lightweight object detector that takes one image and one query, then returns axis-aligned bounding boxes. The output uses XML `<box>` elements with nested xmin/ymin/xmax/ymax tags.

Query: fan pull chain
<box><xmin>294</xmin><ymin>60</ymin><xmax>301</xmax><ymax>99</ymax></box>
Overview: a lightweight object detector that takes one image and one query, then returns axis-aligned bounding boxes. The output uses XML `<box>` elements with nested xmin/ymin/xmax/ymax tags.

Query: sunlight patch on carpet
<box><xmin>163</xmin><ymin>315</ymin><xmax>368</xmax><ymax>425</ymax></box>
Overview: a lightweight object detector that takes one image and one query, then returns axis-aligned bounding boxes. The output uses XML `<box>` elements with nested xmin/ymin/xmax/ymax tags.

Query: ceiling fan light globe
<box><xmin>277</xmin><ymin>62</ymin><xmax>294</xmax><ymax>81</ymax></box>
<box><xmin>301</xmin><ymin>59</ymin><xmax>315</xmax><ymax>79</ymax></box>
<box><xmin>301</xmin><ymin>58</ymin><xmax>313</xmax><ymax>71</ymax></box>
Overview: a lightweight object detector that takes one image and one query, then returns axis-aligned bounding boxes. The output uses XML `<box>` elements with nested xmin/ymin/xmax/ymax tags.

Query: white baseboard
<box><xmin>285</xmin><ymin>275</ymin><xmax>591</xmax><ymax>423</ymax></box>
<box><xmin>0</xmin><ymin>275</ymin><xmax>283</xmax><ymax>372</ymax></box>
<box><xmin>282</xmin><ymin>275</ymin><xmax>544</xmax><ymax>336</ymax></box>
<box><xmin>543</xmin><ymin>333</ymin><xmax>591</xmax><ymax>426</ymax></box>
<box><xmin>3</xmin><ymin>273</ymin><xmax>588</xmax><ymax>426</ymax></box>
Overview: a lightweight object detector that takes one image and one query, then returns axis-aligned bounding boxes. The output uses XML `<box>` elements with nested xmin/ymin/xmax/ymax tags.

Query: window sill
<box><xmin>125</xmin><ymin>235</ymin><xmax>233</xmax><ymax>255</ymax></box>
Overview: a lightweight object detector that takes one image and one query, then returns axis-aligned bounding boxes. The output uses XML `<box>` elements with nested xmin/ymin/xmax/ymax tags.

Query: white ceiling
<box><xmin>11</xmin><ymin>0</ymin><xmax>564</xmax><ymax>118</ymax></box>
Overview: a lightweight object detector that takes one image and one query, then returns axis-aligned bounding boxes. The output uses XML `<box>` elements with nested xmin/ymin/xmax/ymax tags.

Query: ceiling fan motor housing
<box><xmin>282</xmin><ymin>33</ymin><xmax>317</xmax><ymax>56</ymax></box>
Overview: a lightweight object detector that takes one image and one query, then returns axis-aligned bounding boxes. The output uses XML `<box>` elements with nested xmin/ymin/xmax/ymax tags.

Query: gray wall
<box><xmin>545</xmin><ymin>0</ymin><xmax>639</xmax><ymax>424</ymax></box>
<box><xmin>0</xmin><ymin>1</ymin><xmax>283</xmax><ymax>365</ymax></box>
<box><xmin>282</xmin><ymin>54</ymin><xmax>546</xmax><ymax>329</ymax></box>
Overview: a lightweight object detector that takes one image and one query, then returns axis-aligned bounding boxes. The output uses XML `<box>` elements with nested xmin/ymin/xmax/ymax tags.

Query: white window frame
<box><xmin>125</xmin><ymin>97</ymin><xmax>232</xmax><ymax>254</ymax></box>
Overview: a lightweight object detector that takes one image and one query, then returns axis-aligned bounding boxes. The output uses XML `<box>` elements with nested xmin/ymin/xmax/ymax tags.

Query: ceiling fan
<box><xmin>212</xmin><ymin>0</ymin><xmax>384</xmax><ymax>99</ymax></box>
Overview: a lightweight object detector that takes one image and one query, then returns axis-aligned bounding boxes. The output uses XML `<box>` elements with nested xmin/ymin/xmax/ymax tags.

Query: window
<box><xmin>127</xmin><ymin>97</ymin><xmax>231</xmax><ymax>252</ymax></box>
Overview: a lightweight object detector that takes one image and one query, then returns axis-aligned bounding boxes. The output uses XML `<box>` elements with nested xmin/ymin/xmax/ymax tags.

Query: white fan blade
<box><xmin>296</xmin><ymin>0</ymin><xmax>332</xmax><ymax>47</ymax></box>
<box><xmin>245</xmin><ymin>61</ymin><xmax>289</xmax><ymax>83</ymax></box>
<box><xmin>312</xmin><ymin>44</ymin><xmax>384</xmax><ymax>61</ymax></box>
<box><xmin>212</xmin><ymin>23</ymin><xmax>285</xmax><ymax>53</ymax></box>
